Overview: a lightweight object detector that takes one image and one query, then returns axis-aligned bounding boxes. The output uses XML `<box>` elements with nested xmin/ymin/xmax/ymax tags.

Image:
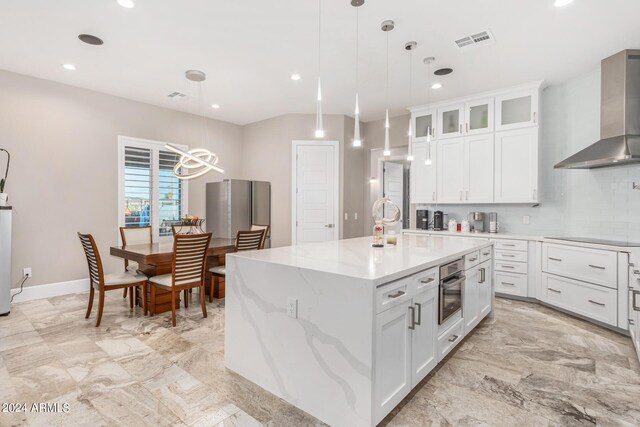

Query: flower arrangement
<box><xmin>181</xmin><ymin>214</ymin><xmax>201</xmax><ymax>226</ymax></box>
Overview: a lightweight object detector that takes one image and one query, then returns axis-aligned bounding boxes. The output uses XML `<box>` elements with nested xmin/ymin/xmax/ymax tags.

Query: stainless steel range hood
<box><xmin>555</xmin><ymin>50</ymin><xmax>640</xmax><ymax>169</ymax></box>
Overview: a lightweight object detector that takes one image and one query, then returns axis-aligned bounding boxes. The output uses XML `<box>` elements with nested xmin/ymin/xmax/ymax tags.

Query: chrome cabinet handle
<box><xmin>408</xmin><ymin>306</ymin><xmax>416</xmax><ymax>330</ymax></box>
<box><xmin>549</xmin><ymin>288</ymin><xmax>561</xmax><ymax>293</ymax></box>
<box><xmin>432</xmin><ymin>191</ymin><xmax>436</xmax><ymax>201</ymax></box>
<box><xmin>460</xmin><ymin>191</ymin><xmax>463</xmax><ymax>201</ymax></box>
<box><xmin>480</xmin><ymin>267</ymin><xmax>486</xmax><ymax>283</ymax></box>
<box><xmin>633</xmin><ymin>291</ymin><xmax>640</xmax><ymax>312</ymax></box>
<box><xmin>500</xmin><ymin>265</ymin><xmax>515</xmax><ymax>269</ymax></box>
<box><xmin>588</xmin><ymin>264</ymin><xmax>605</xmax><ymax>270</ymax></box>
<box><xmin>588</xmin><ymin>300</ymin><xmax>605</xmax><ymax>307</ymax></box>
<box><xmin>466</xmin><ymin>123</ymin><xmax>469</xmax><ymax>133</ymax></box>
<box><xmin>501</xmin><ymin>282</ymin><xmax>515</xmax><ymax>286</ymax></box>
<box><xmin>503</xmin><ymin>244</ymin><xmax>516</xmax><ymax>247</ymax></box>
<box><xmin>533</xmin><ymin>189</ymin><xmax>537</xmax><ymax>200</ymax></box>
<box><xmin>324</xmin><ymin>224</ymin><xmax>335</xmax><ymax>228</ymax></box>
<box><xmin>466</xmin><ymin>190</ymin><xmax>469</xmax><ymax>200</ymax></box>
<box><xmin>533</xmin><ymin>111</ymin><xmax>537</xmax><ymax>123</ymax></box>
<box><xmin>448</xmin><ymin>334</ymin><xmax>459</xmax><ymax>343</ymax></box>
<box><xmin>388</xmin><ymin>290</ymin><xmax>405</xmax><ymax>299</ymax></box>
<box><xmin>469</xmin><ymin>257</ymin><xmax>478</xmax><ymax>262</ymax></box>
<box><xmin>414</xmin><ymin>302</ymin><xmax>422</xmax><ymax>326</ymax></box>
<box><xmin>482</xmin><ymin>251</ymin><xmax>490</xmax><ymax>256</ymax></box>
<box><xmin>420</xmin><ymin>277</ymin><xmax>434</xmax><ymax>284</ymax></box>
<box><xmin>502</xmin><ymin>254</ymin><xmax>516</xmax><ymax>258</ymax></box>
<box><xmin>459</xmin><ymin>124</ymin><xmax>462</xmax><ymax>133</ymax></box>
<box><xmin>549</xmin><ymin>257</ymin><xmax>562</xmax><ymax>262</ymax></box>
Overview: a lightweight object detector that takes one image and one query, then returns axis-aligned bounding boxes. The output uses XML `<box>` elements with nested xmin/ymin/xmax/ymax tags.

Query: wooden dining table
<box><xmin>110</xmin><ymin>237</ymin><xmax>236</xmax><ymax>313</ymax></box>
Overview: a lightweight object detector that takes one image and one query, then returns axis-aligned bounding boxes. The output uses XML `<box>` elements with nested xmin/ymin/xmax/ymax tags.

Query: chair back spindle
<box><xmin>236</xmin><ymin>229</ymin><xmax>266</xmax><ymax>252</ymax></box>
<box><xmin>78</xmin><ymin>233</ymin><xmax>104</xmax><ymax>288</ymax></box>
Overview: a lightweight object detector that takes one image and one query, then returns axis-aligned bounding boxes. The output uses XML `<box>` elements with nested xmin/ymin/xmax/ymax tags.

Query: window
<box><xmin>118</xmin><ymin>137</ymin><xmax>188</xmax><ymax>241</ymax></box>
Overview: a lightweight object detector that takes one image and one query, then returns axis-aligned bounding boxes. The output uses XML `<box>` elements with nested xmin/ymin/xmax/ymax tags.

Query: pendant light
<box><xmin>424</xmin><ymin>57</ymin><xmax>435</xmax><ymax>165</ymax></box>
<box><xmin>314</xmin><ymin>0</ymin><xmax>325</xmax><ymax>138</ymax></box>
<box><xmin>352</xmin><ymin>0</ymin><xmax>364</xmax><ymax>147</ymax></box>
<box><xmin>405</xmin><ymin>41</ymin><xmax>417</xmax><ymax>161</ymax></box>
<box><xmin>381</xmin><ymin>20</ymin><xmax>394</xmax><ymax>157</ymax></box>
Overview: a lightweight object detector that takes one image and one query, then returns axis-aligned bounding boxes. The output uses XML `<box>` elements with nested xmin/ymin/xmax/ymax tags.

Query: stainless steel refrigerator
<box><xmin>206</xmin><ymin>180</ymin><xmax>271</xmax><ymax>247</ymax></box>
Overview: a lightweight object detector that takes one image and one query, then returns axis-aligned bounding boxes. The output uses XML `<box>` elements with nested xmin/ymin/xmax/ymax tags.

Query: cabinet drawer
<box><xmin>495</xmin><ymin>272</ymin><xmax>527</xmax><ymax>297</ymax></box>
<box><xmin>494</xmin><ymin>239</ymin><xmax>528</xmax><ymax>252</ymax></box>
<box><xmin>543</xmin><ymin>244</ymin><xmax>617</xmax><ymax>289</ymax></box>
<box><xmin>543</xmin><ymin>273</ymin><xmax>617</xmax><ymax>326</ymax></box>
<box><xmin>376</xmin><ymin>278</ymin><xmax>412</xmax><ymax>314</ymax></box>
<box><xmin>437</xmin><ymin>317</ymin><xmax>464</xmax><ymax>362</ymax></box>
<box><xmin>494</xmin><ymin>260</ymin><xmax>527</xmax><ymax>274</ymax></box>
<box><xmin>413</xmin><ymin>267</ymin><xmax>439</xmax><ymax>292</ymax></box>
<box><xmin>464</xmin><ymin>251</ymin><xmax>480</xmax><ymax>270</ymax></box>
<box><xmin>495</xmin><ymin>250</ymin><xmax>527</xmax><ymax>263</ymax></box>
<box><xmin>479</xmin><ymin>246</ymin><xmax>493</xmax><ymax>263</ymax></box>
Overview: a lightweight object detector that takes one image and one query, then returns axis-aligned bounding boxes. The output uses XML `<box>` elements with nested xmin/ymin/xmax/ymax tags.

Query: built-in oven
<box><xmin>439</xmin><ymin>258</ymin><xmax>464</xmax><ymax>325</ymax></box>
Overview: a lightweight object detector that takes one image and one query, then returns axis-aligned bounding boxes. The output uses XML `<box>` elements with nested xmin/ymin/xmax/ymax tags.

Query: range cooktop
<box><xmin>545</xmin><ymin>237</ymin><xmax>640</xmax><ymax>247</ymax></box>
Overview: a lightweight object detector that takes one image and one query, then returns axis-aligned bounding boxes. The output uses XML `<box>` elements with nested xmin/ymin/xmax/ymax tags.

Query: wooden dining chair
<box><xmin>250</xmin><ymin>224</ymin><xmax>270</xmax><ymax>249</ymax></box>
<box><xmin>146</xmin><ymin>233</ymin><xmax>212</xmax><ymax>327</ymax></box>
<box><xmin>208</xmin><ymin>228</ymin><xmax>266</xmax><ymax>302</ymax></box>
<box><xmin>78</xmin><ymin>233</ymin><xmax>148</xmax><ymax>327</ymax></box>
<box><xmin>119</xmin><ymin>226</ymin><xmax>152</xmax><ymax>305</ymax></box>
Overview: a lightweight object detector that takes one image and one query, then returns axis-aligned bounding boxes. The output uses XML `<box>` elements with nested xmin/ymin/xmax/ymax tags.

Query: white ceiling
<box><xmin>1</xmin><ymin>0</ymin><xmax>639</xmax><ymax>125</ymax></box>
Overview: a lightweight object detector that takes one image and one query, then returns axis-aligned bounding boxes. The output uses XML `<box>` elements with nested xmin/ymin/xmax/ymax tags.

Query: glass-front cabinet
<box><xmin>437</xmin><ymin>103</ymin><xmax>464</xmax><ymax>139</ymax></box>
<box><xmin>411</xmin><ymin>108</ymin><xmax>437</xmax><ymax>143</ymax></box>
<box><xmin>495</xmin><ymin>89</ymin><xmax>539</xmax><ymax>131</ymax></box>
<box><xmin>464</xmin><ymin>98</ymin><xmax>494</xmax><ymax>135</ymax></box>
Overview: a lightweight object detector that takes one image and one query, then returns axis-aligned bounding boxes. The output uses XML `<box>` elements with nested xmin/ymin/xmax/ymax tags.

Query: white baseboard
<box><xmin>10</xmin><ymin>278</ymin><xmax>90</xmax><ymax>304</ymax></box>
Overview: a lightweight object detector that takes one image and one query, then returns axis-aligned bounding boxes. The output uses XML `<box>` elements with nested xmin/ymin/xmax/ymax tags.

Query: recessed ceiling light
<box><xmin>554</xmin><ymin>0</ymin><xmax>574</xmax><ymax>7</ymax></box>
<box><xmin>78</xmin><ymin>34</ymin><xmax>104</xmax><ymax>46</ymax></box>
<box><xmin>62</xmin><ymin>64</ymin><xmax>76</xmax><ymax>71</ymax></box>
<box><xmin>117</xmin><ymin>0</ymin><xmax>135</xmax><ymax>8</ymax></box>
<box><xmin>290</xmin><ymin>74</ymin><xmax>301</xmax><ymax>81</ymax></box>
<box><xmin>432</xmin><ymin>83</ymin><xmax>442</xmax><ymax>89</ymax></box>
<box><xmin>211</xmin><ymin>104</ymin><xmax>220</xmax><ymax>109</ymax></box>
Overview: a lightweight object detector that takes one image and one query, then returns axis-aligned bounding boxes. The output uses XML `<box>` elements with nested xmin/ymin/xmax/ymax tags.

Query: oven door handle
<box><xmin>441</xmin><ymin>276</ymin><xmax>465</xmax><ymax>289</ymax></box>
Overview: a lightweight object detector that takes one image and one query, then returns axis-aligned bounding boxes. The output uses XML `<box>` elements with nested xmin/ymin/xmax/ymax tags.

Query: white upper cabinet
<box><xmin>412</xmin><ymin>108</ymin><xmax>437</xmax><ymax>143</ymax></box>
<box><xmin>437</xmin><ymin>103</ymin><xmax>465</xmax><ymax>139</ymax></box>
<box><xmin>495</xmin><ymin>128</ymin><xmax>539</xmax><ymax>203</ymax></box>
<box><xmin>465</xmin><ymin>98</ymin><xmax>494</xmax><ymax>135</ymax></box>
<box><xmin>495</xmin><ymin>89</ymin><xmax>539</xmax><ymax>131</ymax></box>
<box><xmin>437</xmin><ymin>138</ymin><xmax>465</xmax><ymax>203</ymax></box>
<box><xmin>464</xmin><ymin>134</ymin><xmax>494</xmax><ymax>203</ymax></box>
<box><xmin>410</xmin><ymin>141</ymin><xmax>437</xmax><ymax>204</ymax></box>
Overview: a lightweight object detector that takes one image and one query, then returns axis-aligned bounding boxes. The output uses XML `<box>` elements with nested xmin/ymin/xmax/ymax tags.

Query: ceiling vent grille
<box><xmin>455</xmin><ymin>30</ymin><xmax>495</xmax><ymax>50</ymax></box>
<box><xmin>167</xmin><ymin>91</ymin><xmax>187</xmax><ymax>99</ymax></box>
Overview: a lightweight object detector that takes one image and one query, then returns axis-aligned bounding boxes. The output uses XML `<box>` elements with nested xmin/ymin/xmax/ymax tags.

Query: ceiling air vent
<box><xmin>167</xmin><ymin>91</ymin><xmax>187</xmax><ymax>99</ymax></box>
<box><xmin>455</xmin><ymin>30</ymin><xmax>495</xmax><ymax>50</ymax></box>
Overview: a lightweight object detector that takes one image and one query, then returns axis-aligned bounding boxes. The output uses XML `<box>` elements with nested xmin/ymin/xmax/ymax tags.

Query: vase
<box><xmin>0</xmin><ymin>193</ymin><xmax>7</xmax><ymax>206</ymax></box>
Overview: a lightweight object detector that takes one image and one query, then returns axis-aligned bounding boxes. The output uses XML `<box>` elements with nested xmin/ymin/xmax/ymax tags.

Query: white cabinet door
<box><xmin>495</xmin><ymin>89</ymin><xmax>539</xmax><ymax>131</ymax></box>
<box><xmin>410</xmin><ymin>141</ymin><xmax>437</xmax><ymax>204</ymax></box>
<box><xmin>437</xmin><ymin>103</ymin><xmax>465</xmax><ymax>139</ymax></box>
<box><xmin>464</xmin><ymin>134</ymin><xmax>494</xmax><ymax>203</ymax></box>
<box><xmin>412</xmin><ymin>108</ymin><xmax>437</xmax><ymax>143</ymax></box>
<box><xmin>465</xmin><ymin>97</ymin><xmax>494</xmax><ymax>135</ymax></box>
<box><xmin>437</xmin><ymin>138</ymin><xmax>465</xmax><ymax>203</ymax></box>
<box><xmin>478</xmin><ymin>260</ymin><xmax>492</xmax><ymax>319</ymax></box>
<box><xmin>410</xmin><ymin>287</ymin><xmax>437</xmax><ymax>388</ymax></box>
<box><xmin>463</xmin><ymin>266</ymin><xmax>480</xmax><ymax>333</ymax></box>
<box><xmin>374</xmin><ymin>300</ymin><xmax>412</xmax><ymax>423</ymax></box>
<box><xmin>494</xmin><ymin>128</ymin><xmax>539</xmax><ymax>203</ymax></box>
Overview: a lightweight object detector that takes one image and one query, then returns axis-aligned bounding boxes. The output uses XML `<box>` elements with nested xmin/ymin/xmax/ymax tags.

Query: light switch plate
<box><xmin>354</xmin><ymin>213</ymin><xmax>358</xmax><ymax>220</ymax></box>
<box><xmin>344</xmin><ymin>213</ymin><xmax>348</xmax><ymax>220</ymax></box>
<box><xmin>287</xmin><ymin>298</ymin><xmax>298</xmax><ymax>318</ymax></box>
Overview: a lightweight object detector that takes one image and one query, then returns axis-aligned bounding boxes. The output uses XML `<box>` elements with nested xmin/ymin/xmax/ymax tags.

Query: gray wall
<box><xmin>413</xmin><ymin>69</ymin><xmax>640</xmax><ymax>242</ymax></box>
<box><xmin>0</xmin><ymin>70</ymin><xmax>244</xmax><ymax>288</ymax></box>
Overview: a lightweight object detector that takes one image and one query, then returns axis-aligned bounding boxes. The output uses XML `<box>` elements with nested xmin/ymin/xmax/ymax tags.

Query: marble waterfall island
<box><xmin>225</xmin><ymin>235</ymin><xmax>494</xmax><ymax>427</ymax></box>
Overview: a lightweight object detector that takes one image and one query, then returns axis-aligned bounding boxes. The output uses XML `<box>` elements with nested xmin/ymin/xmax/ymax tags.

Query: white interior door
<box><xmin>383</xmin><ymin>162</ymin><xmax>404</xmax><ymax>233</ymax></box>
<box><xmin>295</xmin><ymin>144</ymin><xmax>337</xmax><ymax>245</ymax></box>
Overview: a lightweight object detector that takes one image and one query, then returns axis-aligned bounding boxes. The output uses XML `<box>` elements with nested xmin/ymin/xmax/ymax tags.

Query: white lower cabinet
<box><xmin>374</xmin><ymin>300</ymin><xmax>413</xmax><ymax>422</ymax></box>
<box><xmin>543</xmin><ymin>273</ymin><xmax>617</xmax><ymax>327</ymax></box>
<box><xmin>410</xmin><ymin>287</ymin><xmax>438</xmax><ymax>387</ymax></box>
<box><xmin>464</xmin><ymin>260</ymin><xmax>492</xmax><ymax>334</ymax></box>
<box><xmin>495</xmin><ymin>271</ymin><xmax>527</xmax><ymax>296</ymax></box>
<box><xmin>478</xmin><ymin>260</ymin><xmax>492</xmax><ymax>318</ymax></box>
<box><xmin>437</xmin><ymin>317</ymin><xmax>465</xmax><ymax>361</ymax></box>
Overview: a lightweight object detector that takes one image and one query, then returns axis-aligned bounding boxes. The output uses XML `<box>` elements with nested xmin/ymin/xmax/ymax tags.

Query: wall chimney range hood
<box><xmin>555</xmin><ymin>50</ymin><xmax>640</xmax><ymax>169</ymax></box>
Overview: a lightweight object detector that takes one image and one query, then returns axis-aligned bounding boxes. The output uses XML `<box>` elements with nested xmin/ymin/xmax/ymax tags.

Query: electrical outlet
<box><xmin>354</xmin><ymin>213</ymin><xmax>358</xmax><ymax>220</ymax></box>
<box><xmin>344</xmin><ymin>212</ymin><xmax>348</xmax><ymax>220</ymax></box>
<box><xmin>23</xmin><ymin>267</ymin><xmax>32</xmax><ymax>278</ymax></box>
<box><xmin>523</xmin><ymin>215</ymin><xmax>530</xmax><ymax>225</ymax></box>
<box><xmin>287</xmin><ymin>297</ymin><xmax>298</xmax><ymax>319</ymax></box>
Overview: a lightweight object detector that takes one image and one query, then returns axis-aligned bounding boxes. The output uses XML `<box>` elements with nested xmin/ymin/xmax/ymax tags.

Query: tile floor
<box><xmin>1</xmin><ymin>292</ymin><xmax>639</xmax><ymax>426</ymax></box>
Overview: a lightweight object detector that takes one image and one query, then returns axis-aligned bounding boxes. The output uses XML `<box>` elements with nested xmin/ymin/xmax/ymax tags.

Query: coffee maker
<box><xmin>416</xmin><ymin>210</ymin><xmax>429</xmax><ymax>230</ymax></box>
<box><xmin>433</xmin><ymin>211</ymin><xmax>444</xmax><ymax>231</ymax></box>
<box><xmin>468</xmin><ymin>212</ymin><xmax>485</xmax><ymax>233</ymax></box>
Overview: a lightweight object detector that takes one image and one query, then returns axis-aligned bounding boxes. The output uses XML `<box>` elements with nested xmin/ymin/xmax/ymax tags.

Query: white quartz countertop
<box><xmin>228</xmin><ymin>235</ymin><xmax>491</xmax><ymax>284</ymax></box>
<box><xmin>404</xmin><ymin>229</ymin><xmax>640</xmax><ymax>252</ymax></box>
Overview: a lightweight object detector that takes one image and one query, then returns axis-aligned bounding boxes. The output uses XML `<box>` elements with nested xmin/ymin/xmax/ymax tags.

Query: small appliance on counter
<box><xmin>461</xmin><ymin>219</ymin><xmax>471</xmax><ymax>233</ymax></box>
<box><xmin>489</xmin><ymin>212</ymin><xmax>498</xmax><ymax>233</ymax></box>
<box><xmin>416</xmin><ymin>209</ymin><xmax>429</xmax><ymax>230</ymax></box>
<box><xmin>433</xmin><ymin>211</ymin><xmax>444</xmax><ymax>231</ymax></box>
<box><xmin>468</xmin><ymin>212</ymin><xmax>485</xmax><ymax>233</ymax></box>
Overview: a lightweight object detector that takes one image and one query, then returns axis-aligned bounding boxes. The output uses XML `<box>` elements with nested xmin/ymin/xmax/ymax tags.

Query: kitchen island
<box><xmin>225</xmin><ymin>234</ymin><xmax>494</xmax><ymax>427</ymax></box>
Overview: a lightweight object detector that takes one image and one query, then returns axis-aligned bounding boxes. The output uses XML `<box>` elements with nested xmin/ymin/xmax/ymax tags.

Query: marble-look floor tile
<box><xmin>9</xmin><ymin>360</ymin><xmax>77</xmax><ymax>403</ymax></box>
<box><xmin>26</xmin><ymin>390</ymin><xmax>108</xmax><ymax>427</ymax></box>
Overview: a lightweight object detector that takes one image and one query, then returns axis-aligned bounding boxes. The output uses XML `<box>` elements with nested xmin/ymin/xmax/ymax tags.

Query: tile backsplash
<box><xmin>415</xmin><ymin>69</ymin><xmax>640</xmax><ymax>242</ymax></box>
